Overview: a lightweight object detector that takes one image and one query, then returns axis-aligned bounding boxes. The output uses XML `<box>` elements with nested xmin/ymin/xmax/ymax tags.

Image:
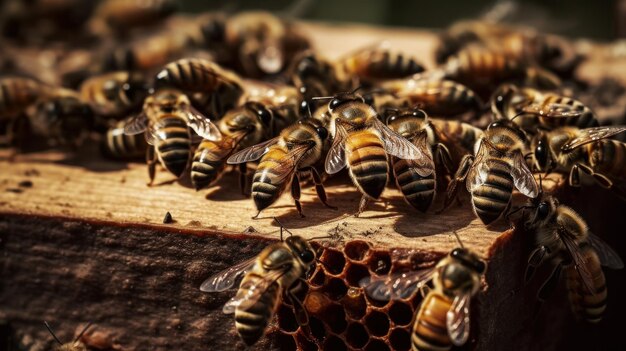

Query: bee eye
<box><xmin>534</xmin><ymin>139</ymin><xmax>548</xmax><ymax>170</ymax></box>
<box><xmin>256</xmin><ymin>107</ymin><xmax>272</xmax><ymax>127</ymax></box>
<box><xmin>300</xmin><ymin>250</ymin><xmax>315</xmax><ymax>263</ymax></box>
<box><xmin>385</xmin><ymin>113</ymin><xmax>398</xmax><ymax>125</ymax></box>
<box><xmin>315</xmin><ymin>126</ymin><xmax>328</xmax><ymax>140</ymax></box>
<box><xmin>363</xmin><ymin>94</ymin><xmax>374</xmax><ymax>106</ymax></box>
<box><xmin>412</xmin><ymin>109</ymin><xmax>427</xmax><ymax>118</ymax></box>
<box><xmin>299</xmin><ymin>99</ymin><xmax>315</xmax><ymax>117</ymax></box>
<box><xmin>537</xmin><ymin>202</ymin><xmax>550</xmax><ymax>219</ymax></box>
<box><xmin>329</xmin><ymin>98</ymin><xmax>342</xmax><ymax>111</ymax></box>
<box><xmin>476</xmin><ymin>260</ymin><xmax>486</xmax><ymax>274</ymax></box>
<box><xmin>451</xmin><ymin>248</ymin><xmax>463</xmax><ymax>258</ymax></box>
<box><xmin>487</xmin><ymin>121</ymin><xmax>501</xmax><ymax>130</ymax></box>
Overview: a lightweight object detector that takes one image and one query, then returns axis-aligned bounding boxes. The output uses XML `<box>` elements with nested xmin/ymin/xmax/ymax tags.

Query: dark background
<box><xmin>180</xmin><ymin>0</ymin><xmax>625</xmax><ymax>40</ymax></box>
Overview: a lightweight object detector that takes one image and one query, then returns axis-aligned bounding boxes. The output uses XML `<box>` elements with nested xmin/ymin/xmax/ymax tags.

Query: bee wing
<box><xmin>123</xmin><ymin>112</ymin><xmax>148</xmax><ymax>135</ymax></box>
<box><xmin>446</xmin><ymin>293</ymin><xmax>471</xmax><ymax>346</ymax></box>
<box><xmin>522</xmin><ymin>103</ymin><xmax>584</xmax><ymax>118</ymax></box>
<box><xmin>405</xmin><ymin>132</ymin><xmax>436</xmax><ymax>177</ymax></box>
<box><xmin>222</xmin><ymin>268</ymin><xmax>287</xmax><ymax>314</ymax></box>
<box><xmin>370</xmin><ymin>117</ymin><xmax>429</xmax><ymax>170</ymax></box>
<box><xmin>325</xmin><ymin>119</ymin><xmax>349</xmax><ymax>175</ymax></box>
<box><xmin>184</xmin><ymin>106</ymin><xmax>222</xmax><ymax>141</ymax></box>
<box><xmin>199</xmin><ymin>257</ymin><xmax>257</xmax><ymax>292</ymax></box>
<box><xmin>259</xmin><ymin>143</ymin><xmax>312</xmax><ymax>185</ymax></box>
<box><xmin>359</xmin><ymin>267</ymin><xmax>436</xmax><ymax>301</ymax></box>
<box><xmin>561</xmin><ymin>126</ymin><xmax>626</xmax><ymax>152</ymax></box>
<box><xmin>466</xmin><ymin>141</ymin><xmax>489</xmax><ymax>193</ymax></box>
<box><xmin>227</xmin><ymin>137</ymin><xmax>280</xmax><ymax>164</ymax></box>
<box><xmin>510</xmin><ymin>151</ymin><xmax>539</xmax><ymax>198</ymax></box>
<box><xmin>559</xmin><ymin>228</ymin><xmax>596</xmax><ymax>295</ymax></box>
<box><xmin>588</xmin><ymin>233</ymin><xmax>624</xmax><ymax>269</ymax></box>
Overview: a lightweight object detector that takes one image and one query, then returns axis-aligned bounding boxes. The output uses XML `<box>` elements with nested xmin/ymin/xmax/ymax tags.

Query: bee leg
<box><xmin>537</xmin><ymin>262</ymin><xmax>563</xmax><ymax>302</ymax></box>
<box><xmin>306</xmin><ymin>167</ymin><xmax>338</xmax><ymax>210</ymax></box>
<box><xmin>239</xmin><ymin>163</ymin><xmax>250</xmax><ymax>196</ymax></box>
<box><xmin>435</xmin><ymin>143</ymin><xmax>454</xmax><ymax>175</ymax></box>
<box><xmin>291</xmin><ymin>173</ymin><xmax>304</xmax><ymax>217</ymax></box>
<box><xmin>525</xmin><ymin>246</ymin><xmax>549</xmax><ymax>284</ymax></box>
<box><xmin>251</xmin><ymin>210</ymin><xmax>262</xmax><ymax>220</ymax></box>
<box><xmin>146</xmin><ymin>146</ymin><xmax>158</xmax><ymax>186</ymax></box>
<box><xmin>571</xmin><ymin>163</ymin><xmax>613</xmax><ymax>189</ymax></box>
<box><xmin>356</xmin><ymin>196</ymin><xmax>370</xmax><ymax>217</ymax></box>
<box><xmin>285</xmin><ymin>284</ymin><xmax>309</xmax><ymax>326</ymax></box>
<box><xmin>438</xmin><ymin>154</ymin><xmax>474</xmax><ymax>214</ymax></box>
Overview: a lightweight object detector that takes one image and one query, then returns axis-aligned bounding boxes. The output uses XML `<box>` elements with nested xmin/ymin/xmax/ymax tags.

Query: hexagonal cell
<box><xmin>323</xmin><ymin>303</ymin><xmax>348</xmax><ymax>334</ymax></box>
<box><xmin>365</xmin><ymin>310</ymin><xmax>390</xmax><ymax>337</ymax></box>
<box><xmin>276</xmin><ymin>332</ymin><xmax>296</xmax><ymax>350</ymax></box>
<box><xmin>365</xmin><ymin>338</ymin><xmax>391</xmax><ymax>351</ymax></box>
<box><xmin>323</xmin><ymin>335</ymin><xmax>347</xmax><ymax>351</ymax></box>
<box><xmin>364</xmin><ymin>290</ymin><xmax>390</xmax><ymax>308</ymax></box>
<box><xmin>321</xmin><ymin>277</ymin><xmax>348</xmax><ymax>301</ymax></box>
<box><xmin>344</xmin><ymin>263</ymin><xmax>370</xmax><ymax>287</ymax></box>
<box><xmin>277</xmin><ymin>304</ymin><xmax>299</xmax><ymax>333</ymax></box>
<box><xmin>368</xmin><ymin>250</ymin><xmax>392</xmax><ymax>275</ymax></box>
<box><xmin>295</xmin><ymin>331</ymin><xmax>318</xmax><ymax>351</ymax></box>
<box><xmin>308</xmin><ymin>316</ymin><xmax>326</xmax><ymax>341</ymax></box>
<box><xmin>344</xmin><ymin>240</ymin><xmax>370</xmax><ymax>262</ymax></box>
<box><xmin>346</xmin><ymin>322</ymin><xmax>369</xmax><ymax>349</ymax></box>
<box><xmin>342</xmin><ymin>289</ymin><xmax>367</xmax><ymax>320</ymax></box>
<box><xmin>320</xmin><ymin>248</ymin><xmax>345</xmax><ymax>275</ymax></box>
<box><xmin>388</xmin><ymin>301</ymin><xmax>414</xmax><ymax>326</ymax></box>
<box><xmin>389</xmin><ymin>327</ymin><xmax>412</xmax><ymax>351</ymax></box>
<box><xmin>309</xmin><ymin>268</ymin><xmax>326</xmax><ymax>287</ymax></box>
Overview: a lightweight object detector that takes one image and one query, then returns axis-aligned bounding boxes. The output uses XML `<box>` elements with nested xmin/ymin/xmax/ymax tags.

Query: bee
<box><xmin>379</xmin><ymin>78</ymin><xmax>483</xmax><ymax>119</ymax></box>
<box><xmin>91</xmin><ymin>0</ymin><xmax>177</xmax><ymax>34</ymax></box>
<box><xmin>513</xmin><ymin>189</ymin><xmax>623</xmax><ymax>323</ymax></box>
<box><xmin>491</xmin><ymin>84</ymin><xmax>598</xmax><ymax>133</ymax></box>
<box><xmin>0</xmin><ymin>76</ymin><xmax>46</xmax><ymax>119</ymax></box>
<box><xmin>200</xmin><ymin>226</ymin><xmax>318</xmax><ymax>346</ymax></box>
<box><xmin>532</xmin><ymin>126</ymin><xmax>626</xmax><ymax>191</ymax></box>
<box><xmin>153</xmin><ymin>58</ymin><xmax>244</xmax><ymax>118</ymax></box>
<box><xmin>79</xmin><ymin>71</ymin><xmax>149</xmax><ymax>118</ymax></box>
<box><xmin>360</xmin><ymin>234</ymin><xmax>486</xmax><ymax>351</ymax></box>
<box><xmin>336</xmin><ymin>44</ymin><xmax>425</xmax><ymax>85</ymax></box>
<box><xmin>123</xmin><ymin>89</ymin><xmax>220</xmax><ymax>185</ymax></box>
<box><xmin>227</xmin><ymin>118</ymin><xmax>335</xmax><ymax>218</ymax></box>
<box><xmin>444</xmin><ymin>119</ymin><xmax>538</xmax><ymax>224</ymax></box>
<box><xmin>44</xmin><ymin>321</ymin><xmax>92</xmax><ymax>351</ymax></box>
<box><xmin>101</xmin><ymin>116</ymin><xmax>148</xmax><ymax>160</ymax></box>
<box><xmin>322</xmin><ymin>91</ymin><xmax>429</xmax><ymax>216</ymax></box>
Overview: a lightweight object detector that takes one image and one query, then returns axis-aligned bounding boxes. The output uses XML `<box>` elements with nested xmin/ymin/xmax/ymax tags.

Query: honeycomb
<box><xmin>267</xmin><ymin>240</ymin><xmax>445</xmax><ymax>351</ymax></box>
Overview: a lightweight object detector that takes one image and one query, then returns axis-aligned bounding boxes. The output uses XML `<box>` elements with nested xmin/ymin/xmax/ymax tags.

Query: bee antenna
<box><xmin>307</xmin><ymin>235</ymin><xmax>333</xmax><ymax>241</ymax></box>
<box><xmin>273</xmin><ymin>217</ymin><xmax>293</xmax><ymax>240</ymax></box>
<box><xmin>311</xmin><ymin>96</ymin><xmax>333</xmax><ymax>101</ymax></box>
<box><xmin>509</xmin><ymin>110</ymin><xmax>526</xmax><ymax>122</ymax></box>
<box><xmin>350</xmin><ymin>85</ymin><xmax>363</xmax><ymax>94</ymax></box>
<box><xmin>44</xmin><ymin>321</ymin><xmax>63</xmax><ymax>346</ymax></box>
<box><xmin>73</xmin><ymin>322</ymin><xmax>93</xmax><ymax>345</ymax></box>
<box><xmin>306</xmin><ymin>102</ymin><xmax>313</xmax><ymax>119</ymax></box>
<box><xmin>452</xmin><ymin>231</ymin><xmax>465</xmax><ymax>249</ymax></box>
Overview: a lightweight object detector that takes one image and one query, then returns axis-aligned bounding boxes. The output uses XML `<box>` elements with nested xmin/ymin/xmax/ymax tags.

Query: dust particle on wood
<box><xmin>163</xmin><ymin>212</ymin><xmax>173</xmax><ymax>224</ymax></box>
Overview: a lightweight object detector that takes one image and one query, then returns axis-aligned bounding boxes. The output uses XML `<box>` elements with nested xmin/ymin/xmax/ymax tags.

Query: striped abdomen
<box><xmin>446</xmin><ymin>48</ymin><xmax>524</xmax><ymax>85</ymax></box>
<box><xmin>234</xmin><ymin>272</ymin><xmax>280</xmax><ymax>346</ymax></box>
<box><xmin>356</xmin><ymin>49</ymin><xmax>424</xmax><ymax>79</ymax></box>
<box><xmin>538</xmin><ymin>95</ymin><xmax>598</xmax><ymax>129</ymax></box>
<box><xmin>432</xmin><ymin>119</ymin><xmax>483</xmax><ymax>153</ymax></box>
<box><xmin>190</xmin><ymin>138</ymin><xmax>236</xmax><ymax>190</ymax></box>
<box><xmin>412</xmin><ymin>293</ymin><xmax>453</xmax><ymax>351</ymax></box>
<box><xmin>154</xmin><ymin>58</ymin><xmax>241</xmax><ymax>93</ymax></box>
<box><xmin>588</xmin><ymin>139</ymin><xmax>626</xmax><ymax>181</ymax></box>
<box><xmin>154</xmin><ymin>115</ymin><xmax>191</xmax><ymax>177</ymax></box>
<box><xmin>565</xmin><ymin>244</ymin><xmax>607</xmax><ymax>323</ymax></box>
<box><xmin>0</xmin><ymin>78</ymin><xmax>42</xmax><ymax>118</ymax></box>
<box><xmin>405</xmin><ymin>80</ymin><xmax>482</xmax><ymax>117</ymax></box>
<box><xmin>471</xmin><ymin>158</ymin><xmax>513</xmax><ymax>224</ymax></box>
<box><xmin>346</xmin><ymin>130</ymin><xmax>388</xmax><ymax>200</ymax></box>
<box><xmin>101</xmin><ymin>119</ymin><xmax>147</xmax><ymax>160</ymax></box>
<box><xmin>393</xmin><ymin>157</ymin><xmax>435</xmax><ymax>212</ymax></box>
<box><xmin>251</xmin><ymin>146</ymin><xmax>290</xmax><ymax>211</ymax></box>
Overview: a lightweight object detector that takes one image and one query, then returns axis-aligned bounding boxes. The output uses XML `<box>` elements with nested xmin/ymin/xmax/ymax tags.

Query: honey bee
<box><xmin>200</xmin><ymin>227</ymin><xmax>318</xmax><ymax>346</ymax></box>
<box><xmin>532</xmin><ymin>126</ymin><xmax>626</xmax><ymax>191</ymax></box>
<box><xmin>154</xmin><ymin>58</ymin><xmax>244</xmax><ymax>118</ymax></box>
<box><xmin>322</xmin><ymin>92</ymin><xmax>433</xmax><ymax>216</ymax></box>
<box><xmin>91</xmin><ymin>0</ymin><xmax>177</xmax><ymax>34</ymax></box>
<box><xmin>336</xmin><ymin>44</ymin><xmax>425</xmax><ymax>85</ymax></box>
<box><xmin>360</xmin><ymin>234</ymin><xmax>486</xmax><ymax>351</ymax></box>
<box><xmin>44</xmin><ymin>321</ymin><xmax>91</xmax><ymax>351</ymax></box>
<box><xmin>123</xmin><ymin>89</ymin><xmax>220</xmax><ymax>185</ymax></box>
<box><xmin>444</xmin><ymin>119</ymin><xmax>538</xmax><ymax>224</ymax></box>
<box><xmin>0</xmin><ymin>76</ymin><xmax>46</xmax><ymax>119</ymax></box>
<box><xmin>491</xmin><ymin>84</ymin><xmax>598</xmax><ymax>133</ymax></box>
<box><xmin>227</xmin><ymin>118</ymin><xmax>335</xmax><ymax>218</ymax></box>
<box><xmin>379</xmin><ymin>78</ymin><xmax>483</xmax><ymax>119</ymax></box>
<box><xmin>79</xmin><ymin>71</ymin><xmax>149</xmax><ymax>117</ymax></box>
<box><xmin>513</xmin><ymin>190</ymin><xmax>623</xmax><ymax>323</ymax></box>
<box><xmin>101</xmin><ymin>116</ymin><xmax>148</xmax><ymax>160</ymax></box>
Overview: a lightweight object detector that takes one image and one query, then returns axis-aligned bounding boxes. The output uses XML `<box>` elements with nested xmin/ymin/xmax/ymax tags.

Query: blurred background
<box><xmin>181</xmin><ymin>0</ymin><xmax>626</xmax><ymax>40</ymax></box>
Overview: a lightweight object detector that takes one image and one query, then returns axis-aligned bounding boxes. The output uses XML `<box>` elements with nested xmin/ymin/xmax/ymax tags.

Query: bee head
<box><xmin>328</xmin><ymin>92</ymin><xmax>364</xmax><ymax>112</ymax></box>
<box><xmin>490</xmin><ymin>84</ymin><xmax>516</xmax><ymax>117</ymax></box>
<box><xmin>201</xmin><ymin>18</ymin><xmax>226</xmax><ymax>46</ymax></box>
<box><xmin>487</xmin><ymin>118</ymin><xmax>527</xmax><ymax>142</ymax></box>
<box><xmin>122</xmin><ymin>73</ymin><xmax>150</xmax><ymax>105</ymax></box>
<box><xmin>295</xmin><ymin>53</ymin><xmax>321</xmax><ymax>79</ymax></box>
<box><xmin>244</xmin><ymin>102</ymin><xmax>273</xmax><ymax>128</ymax></box>
<box><xmin>285</xmin><ymin>236</ymin><xmax>316</xmax><ymax>265</ymax></box>
<box><xmin>450</xmin><ymin>248</ymin><xmax>486</xmax><ymax>275</ymax></box>
<box><xmin>439</xmin><ymin>248</ymin><xmax>485</xmax><ymax>294</ymax></box>
<box><xmin>533</xmin><ymin>133</ymin><xmax>550</xmax><ymax>171</ymax></box>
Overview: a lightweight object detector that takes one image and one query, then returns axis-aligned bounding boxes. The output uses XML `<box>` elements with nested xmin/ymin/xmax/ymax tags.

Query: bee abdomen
<box><xmin>251</xmin><ymin>148</ymin><xmax>289</xmax><ymax>211</ymax></box>
<box><xmin>101</xmin><ymin>120</ymin><xmax>147</xmax><ymax>160</ymax></box>
<box><xmin>393</xmin><ymin>158</ymin><xmax>436</xmax><ymax>212</ymax></box>
<box><xmin>0</xmin><ymin>78</ymin><xmax>41</xmax><ymax>117</ymax></box>
<box><xmin>235</xmin><ymin>274</ymin><xmax>280</xmax><ymax>346</ymax></box>
<box><xmin>412</xmin><ymin>294</ymin><xmax>452</xmax><ymax>351</ymax></box>
<box><xmin>565</xmin><ymin>245</ymin><xmax>607</xmax><ymax>323</ymax></box>
<box><xmin>372</xmin><ymin>51</ymin><xmax>424</xmax><ymax>78</ymax></box>
<box><xmin>541</xmin><ymin>96</ymin><xmax>598</xmax><ymax>129</ymax></box>
<box><xmin>155</xmin><ymin>117</ymin><xmax>191</xmax><ymax>177</ymax></box>
<box><xmin>347</xmin><ymin>132</ymin><xmax>388</xmax><ymax>199</ymax></box>
<box><xmin>471</xmin><ymin>159</ymin><xmax>513</xmax><ymax>224</ymax></box>
<box><xmin>190</xmin><ymin>140</ymin><xmax>228</xmax><ymax>190</ymax></box>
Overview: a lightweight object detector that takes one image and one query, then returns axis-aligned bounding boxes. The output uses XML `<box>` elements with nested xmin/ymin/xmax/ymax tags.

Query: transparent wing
<box><xmin>123</xmin><ymin>112</ymin><xmax>148</xmax><ymax>135</ymax></box>
<box><xmin>227</xmin><ymin>137</ymin><xmax>280</xmax><ymax>164</ymax></box>
<box><xmin>522</xmin><ymin>103</ymin><xmax>584</xmax><ymax>118</ymax></box>
<box><xmin>370</xmin><ymin>117</ymin><xmax>427</xmax><ymax>163</ymax></box>
<box><xmin>222</xmin><ymin>268</ymin><xmax>287</xmax><ymax>314</ymax></box>
<box><xmin>588</xmin><ymin>233</ymin><xmax>624</xmax><ymax>269</ymax></box>
<box><xmin>405</xmin><ymin>132</ymin><xmax>436</xmax><ymax>177</ymax></box>
<box><xmin>560</xmin><ymin>228</ymin><xmax>596</xmax><ymax>295</ymax></box>
<box><xmin>359</xmin><ymin>267</ymin><xmax>436</xmax><ymax>301</ymax></box>
<box><xmin>466</xmin><ymin>141</ymin><xmax>489</xmax><ymax>193</ymax></box>
<box><xmin>325</xmin><ymin>119</ymin><xmax>349</xmax><ymax>175</ymax></box>
<box><xmin>447</xmin><ymin>293</ymin><xmax>471</xmax><ymax>346</ymax></box>
<box><xmin>510</xmin><ymin>151</ymin><xmax>539</xmax><ymax>198</ymax></box>
<box><xmin>199</xmin><ymin>257</ymin><xmax>257</xmax><ymax>292</ymax></box>
<box><xmin>184</xmin><ymin>106</ymin><xmax>222</xmax><ymax>141</ymax></box>
<box><xmin>561</xmin><ymin>126</ymin><xmax>626</xmax><ymax>152</ymax></box>
<box><xmin>257</xmin><ymin>143</ymin><xmax>311</xmax><ymax>185</ymax></box>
